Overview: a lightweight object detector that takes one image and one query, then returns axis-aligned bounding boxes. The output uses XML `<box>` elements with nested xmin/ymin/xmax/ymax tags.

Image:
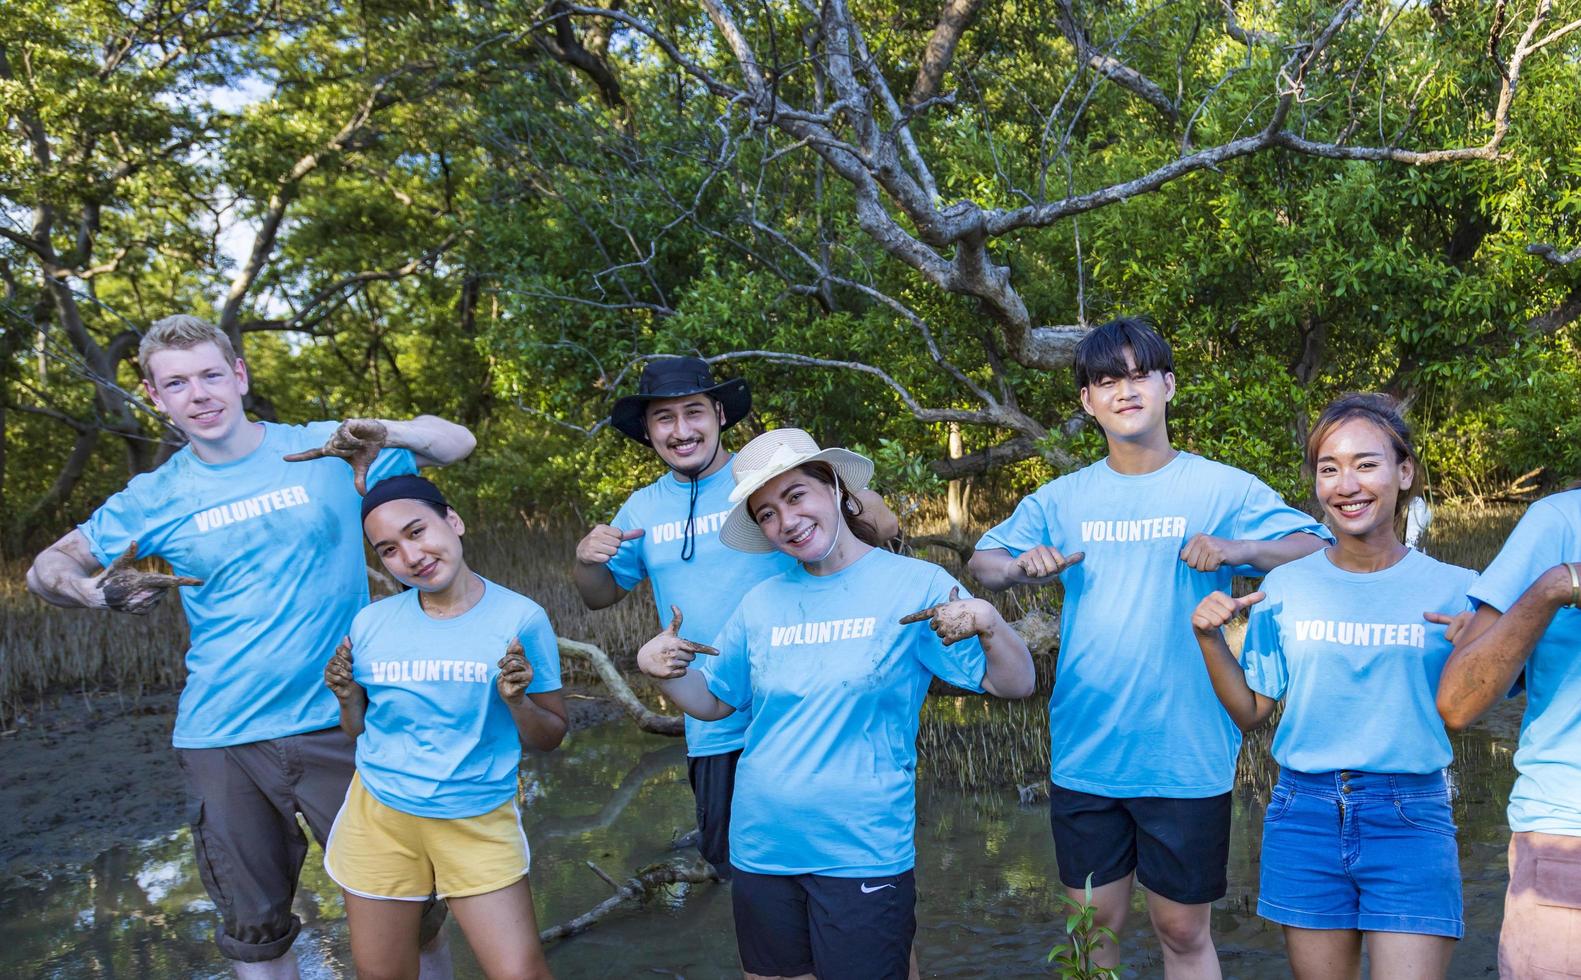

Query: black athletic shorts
<box><xmin>1047</xmin><ymin>782</ymin><xmax>1231</xmax><ymax>905</ymax></box>
<box><xmin>731</xmin><ymin>868</ymin><xmax>915</xmax><ymax>980</ymax></box>
<box><xmin>686</xmin><ymin>749</ymin><xmax>740</xmax><ymax>877</ymax></box>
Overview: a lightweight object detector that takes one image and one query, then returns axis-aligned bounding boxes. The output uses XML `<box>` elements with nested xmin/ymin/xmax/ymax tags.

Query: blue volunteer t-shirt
<box><xmin>79</xmin><ymin>421</ymin><xmax>415</xmax><ymax>749</ymax></box>
<box><xmin>1242</xmin><ymin>548</ymin><xmax>1475</xmax><ymax>774</ymax></box>
<box><xmin>607</xmin><ymin>464</ymin><xmax>795</xmax><ymax>757</ymax></box>
<box><xmin>700</xmin><ymin>548</ymin><xmax>987</xmax><ymax>877</ymax></box>
<box><xmin>976</xmin><ymin>452</ymin><xmax>1329</xmax><ymax>797</ymax></box>
<box><xmin>1468</xmin><ymin>490</ymin><xmax>1581</xmax><ymax>836</ymax></box>
<box><xmin>350</xmin><ymin>578</ymin><xmax>562</xmax><ymax>819</ymax></box>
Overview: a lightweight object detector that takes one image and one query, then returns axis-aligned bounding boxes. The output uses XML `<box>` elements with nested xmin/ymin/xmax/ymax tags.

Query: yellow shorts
<box><xmin>324</xmin><ymin>773</ymin><xmax>530</xmax><ymax>900</ymax></box>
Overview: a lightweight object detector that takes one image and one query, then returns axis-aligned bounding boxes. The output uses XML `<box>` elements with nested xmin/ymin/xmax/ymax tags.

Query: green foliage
<box><xmin>1046</xmin><ymin>873</ymin><xmax>1122</xmax><ymax>980</ymax></box>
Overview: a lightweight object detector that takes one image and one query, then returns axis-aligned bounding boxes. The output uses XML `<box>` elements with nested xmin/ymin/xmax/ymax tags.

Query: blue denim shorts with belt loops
<box><xmin>1257</xmin><ymin>767</ymin><xmax>1463</xmax><ymax>938</ymax></box>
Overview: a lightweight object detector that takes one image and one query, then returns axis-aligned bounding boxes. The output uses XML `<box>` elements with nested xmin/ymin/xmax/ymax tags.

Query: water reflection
<box><xmin>0</xmin><ymin>707</ymin><xmax>1517</xmax><ymax>978</ymax></box>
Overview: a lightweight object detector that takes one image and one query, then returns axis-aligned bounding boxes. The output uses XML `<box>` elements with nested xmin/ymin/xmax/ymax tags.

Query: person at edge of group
<box><xmin>24</xmin><ymin>315</ymin><xmax>475</xmax><ymax>980</ymax></box>
<box><xmin>967</xmin><ymin>316</ymin><xmax>1331</xmax><ymax>979</ymax></box>
<box><xmin>1437</xmin><ymin>478</ymin><xmax>1581</xmax><ymax>978</ymax></box>
<box><xmin>322</xmin><ymin>475</ymin><xmax>566</xmax><ymax>980</ymax></box>
<box><xmin>634</xmin><ymin>428</ymin><xmax>1036</xmax><ymax>980</ymax></box>
<box><xmin>571</xmin><ymin>355</ymin><xmax>898</xmax><ymax>879</ymax></box>
<box><xmin>1192</xmin><ymin>394</ymin><xmax>1475</xmax><ymax>979</ymax></box>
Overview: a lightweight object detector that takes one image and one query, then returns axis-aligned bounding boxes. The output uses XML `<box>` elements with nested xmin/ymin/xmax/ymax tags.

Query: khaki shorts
<box><xmin>325</xmin><ymin>773</ymin><xmax>530</xmax><ymax>901</ymax></box>
<box><xmin>1500</xmin><ymin>830</ymin><xmax>1581</xmax><ymax>978</ymax></box>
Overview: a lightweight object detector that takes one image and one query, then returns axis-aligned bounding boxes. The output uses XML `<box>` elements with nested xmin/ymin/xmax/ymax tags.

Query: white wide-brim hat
<box><xmin>719</xmin><ymin>428</ymin><xmax>874</xmax><ymax>553</ymax></box>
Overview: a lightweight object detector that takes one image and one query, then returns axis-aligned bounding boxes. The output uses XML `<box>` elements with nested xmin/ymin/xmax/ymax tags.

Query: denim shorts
<box><xmin>1257</xmin><ymin>767</ymin><xmax>1463</xmax><ymax>938</ymax></box>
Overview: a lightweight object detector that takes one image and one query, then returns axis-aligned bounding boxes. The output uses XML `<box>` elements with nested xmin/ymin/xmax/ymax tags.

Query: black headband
<box><xmin>361</xmin><ymin>474</ymin><xmax>450</xmax><ymax>522</ymax></box>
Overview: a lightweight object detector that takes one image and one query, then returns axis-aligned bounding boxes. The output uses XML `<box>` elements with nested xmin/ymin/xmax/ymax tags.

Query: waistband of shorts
<box><xmin>1277</xmin><ymin>766</ymin><xmax>1448</xmax><ymax>800</ymax></box>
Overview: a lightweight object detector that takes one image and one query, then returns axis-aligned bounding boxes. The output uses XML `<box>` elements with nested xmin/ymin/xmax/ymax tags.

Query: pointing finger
<box><xmin>1060</xmin><ymin>551</ymin><xmax>1085</xmax><ymax>569</ymax></box>
<box><xmin>147</xmin><ymin>573</ymin><xmax>204</xmax><ymax>588</ymax></box>
<box><xmin>1422</xmin><ymin>611</ymin><xmax>1454</xmax><ymax>625</ymax></box>
<box><xmin>898</xmin><ymin>603</ymin><xmax>939</xmax><ymax>625</ymax></box>
<box><xmin>282</xmin><ymin>448</ymin><xmax>328</xmax><ymax>463</ymax></box>
<box><xmin>1234</xmin><ymin>591</ymin><xmax>1267</xmax><ymax>611</ymax></box>
<box><xmin>619</xmin><ymin>528</ymin><xmax>646</xmax><ymax>542</ymax></box>
<box><xmin>680</xmin><ymin>640</ymin><xmax>719</xmax><ymax>656</ymax></box>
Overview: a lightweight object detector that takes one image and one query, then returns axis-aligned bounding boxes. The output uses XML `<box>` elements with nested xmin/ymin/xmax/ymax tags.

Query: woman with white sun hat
<box><xmin>636</xmin><ymin>427</ymin><xmax>1035</xmax><ymax>980</ymax></box>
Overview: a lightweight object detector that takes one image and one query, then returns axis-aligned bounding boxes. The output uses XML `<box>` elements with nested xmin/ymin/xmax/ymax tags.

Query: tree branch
<box><xmin>910</xmin><ymin>0</ymin><xmax>982</xmax><ymax>106</ymax></box>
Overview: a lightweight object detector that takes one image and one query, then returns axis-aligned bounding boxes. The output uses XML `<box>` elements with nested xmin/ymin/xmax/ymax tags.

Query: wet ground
<box><xmin>1</xmin><ymin>695</ymin><xmax>1522</xmax><ymax>978</ymax></box>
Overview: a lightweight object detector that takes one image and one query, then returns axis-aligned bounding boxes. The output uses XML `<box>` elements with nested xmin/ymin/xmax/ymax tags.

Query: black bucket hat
<box><xmin>609</xmin><ymin>356</ymin><xmax>751</xmax><ymax>444</ymax></box>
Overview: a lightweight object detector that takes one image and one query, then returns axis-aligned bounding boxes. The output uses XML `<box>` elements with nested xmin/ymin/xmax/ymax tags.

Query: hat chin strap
<box><xmin>676</xmin><ymin>436</ymin><xmax>722</xmax><ymax>562</ymax></box>
<box><xmin>805</xmin><ymin>472</ymin><xmax>844</xmax><ymax>566</ymax></box>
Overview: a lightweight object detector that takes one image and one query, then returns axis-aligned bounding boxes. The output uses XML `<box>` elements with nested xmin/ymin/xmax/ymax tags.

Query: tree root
<box><xmin>539</xmin><ymin>858</ymin><xmax>721</xmax><ymax>944</ymax></box>
<box><xmin>557</xmin><ymin>638</ymin><xmax>684</xmax><ymax>736</ymax></box>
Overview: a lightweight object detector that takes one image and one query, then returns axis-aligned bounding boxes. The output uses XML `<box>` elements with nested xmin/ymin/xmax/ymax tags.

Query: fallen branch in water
<box><xmin>539</xmin><ymin>858</ymin><xmax>721</xmax><ymax>944</ymax></box>
<box><xmin>557</xmin><ymin>637</ymin><xmax>684</xmax><ymax>736</ymax></box>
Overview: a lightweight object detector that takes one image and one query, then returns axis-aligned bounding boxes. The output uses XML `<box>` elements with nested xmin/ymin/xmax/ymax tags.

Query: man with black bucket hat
<box><xmin>573</xmin><ymin>355</ymin><xmax>896</xmax><ymax>881</ymax></box>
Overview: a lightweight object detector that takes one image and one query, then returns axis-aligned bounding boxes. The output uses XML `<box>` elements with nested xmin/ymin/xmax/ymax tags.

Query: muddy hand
<box><xmin>899</xmin><ymin>586</ymin><xmax>986</xmax><ymax>646</ymax></box>
<box><xmin>282</xmin><ymin>418</ymin><xmax>388</xmax><ymax>494</ymax></box>
<box><xmin>96</xmin><ymin>541</ymin><xmax>203</xmax><ymax>615</ymax></box>
<box><xmin>1423</xmin><ymin>610</ymin><xmax>1476</xmax><ymax>645</ymax></box>
<box><xmin>497</xmin><ymin>637</ymin><xmax>534</xmax><ymax>704</ymax></box>
<box><xmin>1191</xmin><ymin>590</ymin><xmax>1264</xmax><ymax>634</ymax></box>
<box><xmin>636</xmin><ymin>606</ymin><xmax>718</xmax><ymax>679</ymax></box>
<box><xmin>324</xmin><ymin>637</ymin><xmax>358</xmax><ymax>699</ymax></box>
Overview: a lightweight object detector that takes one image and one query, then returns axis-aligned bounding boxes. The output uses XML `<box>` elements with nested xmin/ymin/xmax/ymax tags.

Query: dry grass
<box><xmin>0</xmin><ymin>499</ymin><xmax>1538</xmax><ymax>771</ymax></box>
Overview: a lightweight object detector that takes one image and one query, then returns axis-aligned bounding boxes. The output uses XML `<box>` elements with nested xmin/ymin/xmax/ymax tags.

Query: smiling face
<box><xmin>1314</xmin><ymin>418</ymin><xmax>1415</xmax><ymax>541</ymax></box>
<box><xmin>644</xmin><ymin>394</ymin><xmax>726</xmax><ymax>473</ymax></box>
<box><xmin>143</xmin><ymin>341</ymin><xmax>250</xmax><ymax>447</ymax></box>
<box><xmin>747</xmin><ymin>466</ymin><xmax>843</xmax><ymax>562</ymax></box>
<box><xmin>1078</xmin><ymin>345</ymin><xmax>1175</xmax><ymax>443</ymax></box>
<box><xmin>364</xmin><ymin>498</ymin><xmax>468</xmax><ymax>593</ymax></box>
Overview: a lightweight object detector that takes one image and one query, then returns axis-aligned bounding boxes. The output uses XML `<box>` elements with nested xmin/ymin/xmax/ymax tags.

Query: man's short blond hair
<box><xmin>138</xmin><ymin>315</ymin><xmax>239</xmax><ymax>377</ymax></box>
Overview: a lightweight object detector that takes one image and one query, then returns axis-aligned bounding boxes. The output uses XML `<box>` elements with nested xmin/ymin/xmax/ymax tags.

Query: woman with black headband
<box><xmin>322</xmin><ymin>474</ymin><xmax>566</xmax><ymax>979</ymax></box>
<box><xmin>635</xmin><ymin>428</ymin><xmax>1035</xmax><ymax>980</ymax></box>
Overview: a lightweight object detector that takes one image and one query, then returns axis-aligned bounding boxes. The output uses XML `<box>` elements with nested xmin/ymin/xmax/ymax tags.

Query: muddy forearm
<box><xmin>336</xmin><ymin>692</ymin><xmax>367</xmax><ymax>739</ymax></box>
<box><xmin>509</xmin><ymin>692</ymin><xmax>568</xmax><ymax>751</ymax></box>
<box><xmin>26</xmin><ymin>539</ymin><xmax>105</xmax><ymax>610</ymax></box>
<box><xmin>379</xmin><ymin>415</ymin><xmax>476</xmax><ymax>467</ymax></box>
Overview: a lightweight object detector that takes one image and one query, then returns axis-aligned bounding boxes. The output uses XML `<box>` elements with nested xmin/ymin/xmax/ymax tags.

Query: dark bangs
<box><xmin>1072</xmin><ymin>316</ymin><xmax>1174</xmax><ymax>389</ymax></box>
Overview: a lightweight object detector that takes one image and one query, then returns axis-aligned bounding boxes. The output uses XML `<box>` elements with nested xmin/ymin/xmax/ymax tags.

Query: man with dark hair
<box><xmin>969</xmin><ymin>317</ymin><xmax>1329</xmax><ymax>978</ymax></box>
<box><xmin>573</xmin><ymin>355</ymin><xmax>896</xmax><ymax>881</ymax></box>
<box><xmin>27</xmin><ymin>315</ymin><xmax>473</xmax><ymax>980</ymax></box>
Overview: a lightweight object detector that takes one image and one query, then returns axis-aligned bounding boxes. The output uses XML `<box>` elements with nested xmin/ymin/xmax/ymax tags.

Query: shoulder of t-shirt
<box><xmin>354</xmin><ymin>588</ymin><xmax>411</xmax><ymax>630</ymax></box>
<box><xmin>267</xmin><ymin>419</ymin><xmax>339</xmax><ymax>450</ymax></box>
<box><xmin>484</xmin><ymin>578</ymin><xmax>551</xmax><ymax>624</ymax></box>
<box><xmin>1524</xmin><ymin>490</ymin><xmax>1581</xmax><ymax>532</ymax></box>
<box><xmin>1178</xmin><ymin>451</ymin><xmax>1261</xmax><ymax>489</ymax></box>
<box><xmin>1408</xmin><ymin>549</ymin><xmax>1477</xmax><ymax>585</ymax></box>
<box><xmin>1259</xmin><ymin>548</ymin><xmax>1323</xmax><ymax>595</ymax></box>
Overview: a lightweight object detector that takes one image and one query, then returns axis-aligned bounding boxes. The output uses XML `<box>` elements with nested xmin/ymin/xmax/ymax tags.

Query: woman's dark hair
<box><xmin>796</xmin><ymin>462</ymin><xmax>886</xmax><ymax>547</ymax></box>
<box><xmin>1305</xmin><ymin>393</ymin><xmax>1422</xmax><ymax>517</ymax></box>
<box><xmin>1072</xmin><ymin>316</ymin><xmax>1175</xmax><ymax>389</ymax></box>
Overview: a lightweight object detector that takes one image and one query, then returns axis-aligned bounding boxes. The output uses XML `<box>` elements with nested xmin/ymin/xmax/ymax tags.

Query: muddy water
<box><xmin>1</xmin><ymin>707</ymin><xmax>1519</xmax><ymax>978</ymax></box>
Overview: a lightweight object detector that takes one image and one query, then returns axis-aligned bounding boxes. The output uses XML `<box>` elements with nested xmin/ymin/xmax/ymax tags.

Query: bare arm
<box><xmin>855</xmin><ymin>488</ymin><xmax>901</xmax><ymax>541</ymax></box>
<box><xmin>967</xmin><ymin>545</ymin><xmax>1084</xmax><ymax>592</ymax></box>
<box><xmin>1191</xmin><ymin>590</ymin><xmax>1279</xmax><ymax>732</ymax></box>
<box><xmin>26</xmin><ymin>529</ymin><xmax>106</xmax><ymax>608</ymax></box>
<box><xmin>654</xmin><ymin>670</ymin><xmax>735</xmax><ymax>721</ymax></box>
<box><xmin>1438</xmin><ymin>564</ymin><xmax>1576</xmax><ymax>730</ymax></box>
<box><xmin>1181</xmin><ymin>531</ymin><xmax>1327</xmax><ymax>574</ymax></box>
<box><xmin>379</xmin><ymin>415</ymin><xmax>476</xmax><ymax>468</ymax></box>
<box><xmin>510</xmin><ymin>691</ymin><xmax>570</xmax><ymax>751</ymax></box>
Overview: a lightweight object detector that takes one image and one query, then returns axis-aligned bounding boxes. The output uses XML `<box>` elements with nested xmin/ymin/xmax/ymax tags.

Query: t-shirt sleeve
<box><xmin>605</xmin><ymin>500</ymin><xmax>647</xmax><ymax>592</ymax></box>
<box><xmin>1469</xmin><ymin>498</ymin><xmax>1571</xmax><ymax>614</ymax></box>
<box><xmin>518</xmin><ymin>608</ymin><xmax>562</xmax><ymax>694</ymax></box>
<box><xmin>1232</xmin><ymin>474</ymin><xmax>1332</xmax><ymax>545</ymax></box>
<box><xmin>368</xmin><ymin>444</ymin><xmax>418</xmax><ymax>483</ymax></box>
<box><xmin>909</xmin><ymin>568</ymin><xmax>987</xmax><ymax>693</ymax></box>
<box><xmin>77</xmin><ymin>485</ymin><xmax>152</xmax><ymax>567</ymax></box>
<box><xmin>699</xmin><ymin>606</ymin><xmax>752</xmax><ymax>711</ymax></box>
<box><xmin>1239</xmin><ymin>593</ymin><xmax>1288</xmax><ymax>700</ymax></box>
<box><xmin>976</xmin><ymin>486</ymin><xmax>1059</xmax><ymax>556</ymax></box>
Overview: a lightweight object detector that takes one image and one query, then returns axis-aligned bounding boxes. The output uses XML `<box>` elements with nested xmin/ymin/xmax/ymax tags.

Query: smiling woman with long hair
<box><xmin>1192</xmin><ymin>394</ymin><xmax>1475</xmax><ymax>979</ymax></box>
<box><xmin>634</xmin><ymin>428</ymin><xmax>1035</xmax><ymax>980</ymax></box>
